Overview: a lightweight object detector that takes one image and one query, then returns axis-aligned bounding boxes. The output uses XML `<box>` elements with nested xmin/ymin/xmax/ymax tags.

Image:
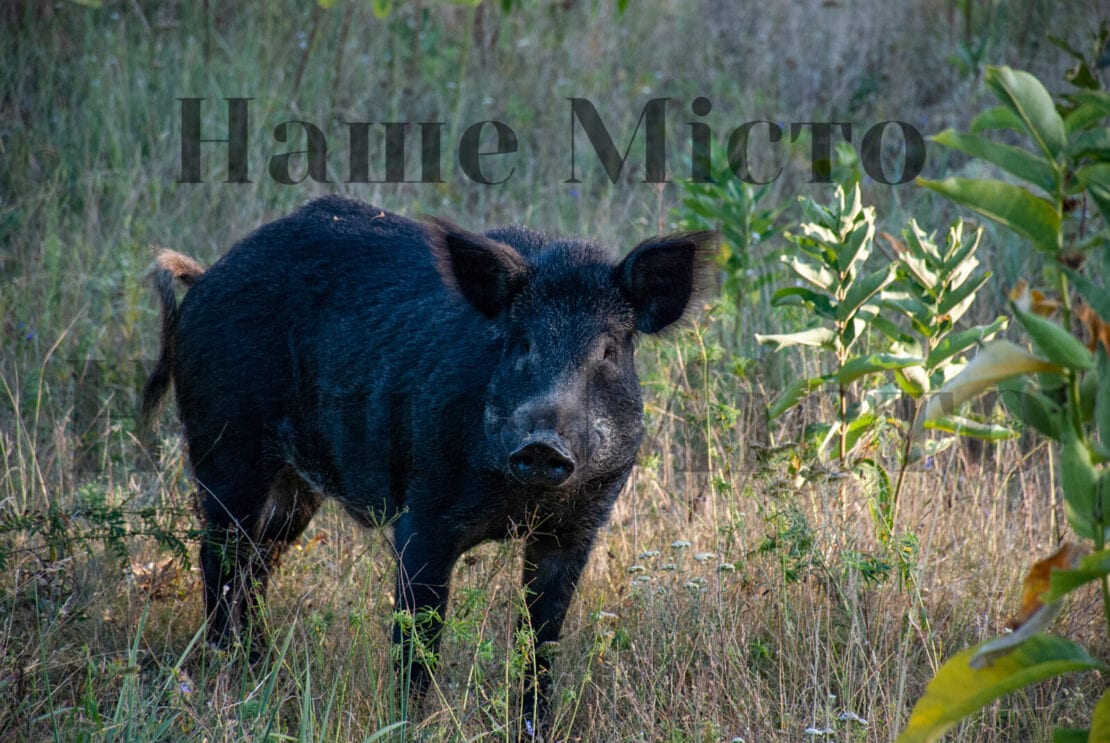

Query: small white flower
<box><xmin>804</xmin><ymin>727</ymin><xmax>835</xmax><ymax>736</ymax></box>
<box><xmin>638</xmin><ymin>549</ymin><xmax>661</xmax><ymax>559</ymax></box>
<box><xmin>671</xmin><ymin>540</ymin><xmax>691</xmax><ymax>550</ymax></box>
<box><xmin>838</xmin><ymin>711</ymin><xmax>867</xmax><ymax>725</ymax></box>
<box><xmin>694</xmin><ymin>552</ymin><xmax>716</xmax><ymax>562</ymax></box>
<box><xmin>661</xmin><ymin>562</ymin><xmax>678</xmax><ymax>571</ymax></box>
<box><xmin>718</xmin><ymin>562</ymin><xmax>736</xmax><ymax>573</ymax></box>
<box><xmin>627</xmin><ymin>565</ymin><xmax>646</xmax><ymax>574</ymax></box>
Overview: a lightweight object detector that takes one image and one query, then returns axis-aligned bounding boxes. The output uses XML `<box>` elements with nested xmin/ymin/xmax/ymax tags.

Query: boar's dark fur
<box><xmin>141</xmin><ymin>195</ymin><xmax>715</xmax><ymax>732</ymax></box>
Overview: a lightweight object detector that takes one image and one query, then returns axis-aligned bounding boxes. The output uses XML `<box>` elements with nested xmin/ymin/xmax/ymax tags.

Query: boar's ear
<box><xmin>615</xmin><ymin>231</ymin><xmax>718</xmax><ymax>334</ymax></box>
<box><xmin>427</xmin><ymin>219</ymin><xmax>528</xmax><ymax>318</ymax></box>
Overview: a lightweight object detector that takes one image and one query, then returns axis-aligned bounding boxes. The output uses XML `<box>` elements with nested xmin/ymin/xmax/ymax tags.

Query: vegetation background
<box><xmin>1</xmin><ymin>0</ymin><xmax>1107</xmax><ymax>740</ymax></box>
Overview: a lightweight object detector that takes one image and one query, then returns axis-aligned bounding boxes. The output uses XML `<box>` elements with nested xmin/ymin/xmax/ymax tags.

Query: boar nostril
<box><xmin>508</xmin><ymin>439</ymin><xmax>576</xmax><ymax>487</ymax></box>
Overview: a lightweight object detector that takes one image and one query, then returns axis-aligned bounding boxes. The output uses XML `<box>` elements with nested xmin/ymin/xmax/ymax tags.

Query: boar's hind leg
<box><xmin>195</xmin><ymin>461</ymin><xmax>318</xmax><ymax>660</ymax></box>
<box><xmin>238</xmin><ymin>467</ymin><xmax>323</xmax><ymax>658</ymax></box>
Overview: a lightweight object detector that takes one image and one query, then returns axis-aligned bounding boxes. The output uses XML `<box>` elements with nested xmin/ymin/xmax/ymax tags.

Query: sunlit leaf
<box><xmin>838</xmin><ymin>265</ymin><xmax>895</xmax><ymax>324</ymax></box>
<box><xmin>924</xmin><ymin>415</ymin><xmax>1017</xmax><ymax>441</ymax></box>
<box><xmin>920</xmin><ymin>340</ymin><xmax>1062</xmax><ymax>427</ymax></box>
<box><xmin>896</xmin><ymin>635</ymin><xmax>1107</xmax><ymax>743</ymax></box>
<box><xmin>785</xmin><ymin>254</ymin><xmax>836</xmax><ymax>290</ymax></box>
<box><xmin>984</xmin><ymin>66</ymin><xmax>1066</xmax><ymax>160</ymax></box>
<box><xmin>925</xmin><ymin>317</ymin><xmax>1007</xmax><ymax>370</ymax></box>
<box><xmin>1090</xmin><ymin>687</ymin><xmax>1110</xmax><ymax>743</ymax></box>
<box><xmin>834</xmin><ymin>354</ymin><xmax>920</xmax><ymax>385</ymax></box>
<box><xmin>894</xmin><ymin>365</ymin><xmax>929</xmax><ymax>397</ymax></box>
<box><xmin>755</xmin><ymin>327</ymin><xmax>835</xmax><ymax>350</ymax></box>
<box><xmin>917</xmin><ymin>177</ymin><xmax>1060</xmax><ymax>255</ymax></box>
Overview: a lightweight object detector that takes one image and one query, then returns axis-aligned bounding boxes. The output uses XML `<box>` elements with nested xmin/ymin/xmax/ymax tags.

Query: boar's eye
<box><xmin>601</xmin><ymin>339</ymin><xmax>619</xmax><ymax>364</ymax></box>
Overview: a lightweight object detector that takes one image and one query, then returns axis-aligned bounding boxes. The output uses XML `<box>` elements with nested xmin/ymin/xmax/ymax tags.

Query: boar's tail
<box><xmin>139</xmin><ymin>249</ymin><xmax>206</xmax><ymax>437</ymax></box>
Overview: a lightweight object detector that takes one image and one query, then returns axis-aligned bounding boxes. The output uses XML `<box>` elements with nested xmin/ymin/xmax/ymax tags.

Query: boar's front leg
<box><xmin>518</xmin><ymin>533</ymin><xmax>593</xmax><ymax>737</ymax></box>
<box><xmin>391</xmin><ymin>518</ymin><xmax>460</xmax><ymax>712</ymax></box>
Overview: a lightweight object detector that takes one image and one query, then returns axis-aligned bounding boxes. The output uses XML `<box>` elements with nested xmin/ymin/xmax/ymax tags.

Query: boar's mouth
<box><xmin>507</xmin><ymin>433</ymin><xmax>577</xmax><ymax>489</ymax></box>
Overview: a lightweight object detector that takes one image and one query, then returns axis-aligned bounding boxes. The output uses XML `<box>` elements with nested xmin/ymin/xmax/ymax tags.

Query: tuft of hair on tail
<box><xmin>138</xmin><ymin>249</ymin><xmax>206</xmax><ymax>444</ymax></box>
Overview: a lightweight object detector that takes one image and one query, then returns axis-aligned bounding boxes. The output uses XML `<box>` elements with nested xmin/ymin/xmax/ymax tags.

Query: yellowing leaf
<box><xmin>1077</xmin><ymin>302</ymin><xmax>1110</xmax><ymax>352</ymax></box>
<box><xmin>968</xmin><ymin>543</ymin><xmax>1082</xmax><ymax>669</ymax></box>
<box><xmin>1009</xmin><ymin>542</ymin><xmax>1084</xmax><ymax>630</ymax></box>
<box><xmin>897</xmin><ymin>635</ymin><xmax>1107</xmax><ymax>743</ymax></box>
<box><xmin>919</xmin><ymin>340</ymin><xmax>1062</xmax><ymax>429</ymax></box>
<box><xmin>1009</xmin><ymin>279</ymin><xmax>1060</xmax><ymax>317</ymax></box>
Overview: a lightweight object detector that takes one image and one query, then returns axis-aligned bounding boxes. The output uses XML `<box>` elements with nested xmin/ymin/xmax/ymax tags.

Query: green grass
<box><xmin>2</xmin><ymin>1</ymin><xmax>1108</xmax><ymax>740</ymax></box>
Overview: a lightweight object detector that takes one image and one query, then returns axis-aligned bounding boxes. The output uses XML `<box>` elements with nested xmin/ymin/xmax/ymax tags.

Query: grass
<box><xmin>2</xmin><ymin>0</ymin><xmax>1108</xmax><ymax>740</ymax></box>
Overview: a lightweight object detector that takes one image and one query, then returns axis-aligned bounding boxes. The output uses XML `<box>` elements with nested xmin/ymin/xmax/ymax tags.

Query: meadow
<box><xmin>2</xmin><ymin>1</ymin><xmax>1108</xmax><ymax>740</ymax></box>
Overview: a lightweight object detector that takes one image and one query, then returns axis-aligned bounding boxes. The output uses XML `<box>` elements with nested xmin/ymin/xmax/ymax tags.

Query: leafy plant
<box><xmin>899</xmin><ymin>64</ymin><xmax>1110</xmax><ymax>743</ymax></box>
<box><xmin>756</xmin><ymin>184</ymin><xmax>908</xmax><ymax>465</ymax></box>
<box><xmin>755</xmin><ymin>185</ymin><xmax>1001</xmax><ymax>581</ymax></box>
<box><xmin>673</xmin><ymin>142</ymin><xmax>787</xmax><ymax>322</ymax></box>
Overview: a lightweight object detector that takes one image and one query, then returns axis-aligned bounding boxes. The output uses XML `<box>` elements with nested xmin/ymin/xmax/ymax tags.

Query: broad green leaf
<box><xmin>870</xmin><ymin>314</ymin><xmax>918</xmax><ymax>346</ymax></box>
<box><xmin>896</xmin><ymin>634</ymin><xmax>1107</xmax><ymax>743</ymax></box>
<box><xmin>1065</xmin><ymin>127</ymin><xmax>1110</xmax><ymax>160</ymax></box>
<box><xmin>921</xmin><ymin>340</ymin><xmax>1061</xmax><ymax>427</ymax></box>
<box><xmin>1061</xmin><ymin>432</ymin><xmax>1099</xmax><ymax>539</ymax></box>
<box><xmin>839</xmin><ymin>412</ymin><xmax>883</xmax><ymax>457</ymax></box>
<box><xmin>1011</xmin><ymin>388</ymin><xmax>1065</xmax><ymax>439</ymax></box>
<box><xmin>838</xmin><ymin>265</ymin><xmax>895</xmax><ymax>324</ymax></box>
<box><xmin>1098</xmin><ymin>350</ymin><xmax>1110</xmax><ymax>456</ymax></box>
<box><xmin>971</xmin><ymin>105</ymin><xmax>1025</xmax><ymax>135</ymax></box>
<box><xmin>1014</xmin><ymin>308</ymin><xmax>1094</xmax><ymax>370</ymax></box>
<box><xmin>1076</xmin><ymin>163</ymin><xmax>1110</xmax><ymax>226</ymax></box>
<box><xmin>937</xmin><ymin>273</ymin><xmax>991</xmax><ymax>324</ymax></box>
<box><xmin>755</xmin><ymin>327</ymin><xmax>835</xmax><ymax>350</ymax></box>
<box><xmin>1090</xmin><ymin>687</ymin><xmax>1110</xmax><ymax>743</ymax></box>
<box><xmin>768</xmin><ymin>376</ymin><xmax>825</xmax><ymax>419</ymax></box>
<box><xmin>1067</xmin><ymin>90</ymin><xmax>1110</xmax><ymax>121</ymax></box>
<box><xmin>894</xmin><ymin>365</ymin><xmax>929</xmax><ymax>397</ymax></box>
<box><xmin>932</xmin><ymin>129</ymin><xmax>1058</xmax><ymax>193</ymax></box>
<box><xmin>785</xmin><ymin>254</ymin><xmax>836</xmax><ymax>290</ymax></box>
<box><xmin>925</xmin><ymin>415</ymin><xmax>1017</xmax><ymax>441</ymax></box>
<box><xmin>770</xmin><ymin>286</ymin><xmax>835</xmax><ymax>319</ymax></box>
<box><xmin>1042</xmin><ymin>549</ymin><xmax>1110</xmax><ymax>603</ymax></box>
<box><xmin>984</xmin><ymin>66</ymin><xmax>1067</xmax><ymax>160</ymax></box>
<box><xmin>940</xmin><ymin>220</ymin><xmax>983</xmax><ymax>275</ymax></box>
<box><xmin>917</xmin><ymin>177</ymin><xmax>1060</xmax><ymax>255</ymax></box>
<box><xmin>834</xmin><ymin>353</ymin><xmax>920</xmax><ymax>385</ymax></box>
<box><xmin>925</xmin><ymin>317</ymin><xmax>1007</xmax><ymax>370</ymax></box>
<box><xmin>835</xmin><ymin>216</ymin><xmax>875</xmax><ymax>278</ymax></box>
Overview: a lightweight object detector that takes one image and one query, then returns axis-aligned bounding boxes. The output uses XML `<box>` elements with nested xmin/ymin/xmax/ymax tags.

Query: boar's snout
<box><xmin>508</xmin><ymin>434</ymin><xmax>576</xmax><ymax>488</ymax></box>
